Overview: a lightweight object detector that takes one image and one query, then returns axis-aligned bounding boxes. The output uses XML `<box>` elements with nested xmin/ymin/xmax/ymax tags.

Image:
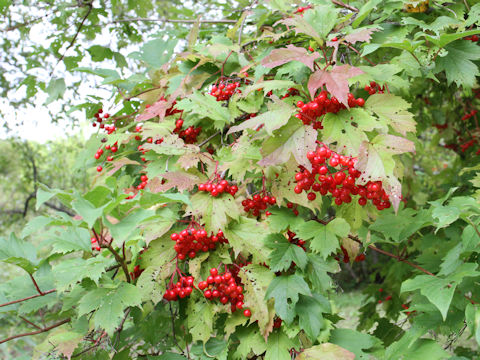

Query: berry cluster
<box><xmin>286</xmin><ymin>202</ymin><xmax>299</xmax><ymax>216</ymax></box>
<box><xmin>465</xmin><ymin>35</ymin><xmax>479</xmax><ymax>42</ymax></box>
<box><xmin>163</xmin><ymin>275</ymin><xmax>194</xmax><ymax>301</ymax></box>
<box><xmin>335</xmin><ymin>245</ymin><xmax>366</xmax><ymax>263</ymax></box>
<box><xmin>294</xmin><ymin>145</ymin><xmax>391</xmax><ymax>210</ymax></box>
<box><xmin>287</xmin><ymin>230</ymin><xmax>306</xmax><ymax>250</ymax></box>
<box><xmin>94</xmin><ymin>142</ymin><xmax>120</xmax><ymax>172</ymax></box>
<box><xmin>129</xmin><ymin>265</ymin><xmax>144</xmax><ymax>281</ymax></box>
<box><xmin>173</xmin><ymin>119</ymin><xmax>201</xmax><ymax>144</ymax></box>
<box><xmin>90</xmin><ymin>237</ymin><xmax>101</xmax><ymax>251</ymax></box>
<box><xmin>280</xmin><ymin>87</ymin><xmax>300</xmax><ymax>99</ymax></box>
<box><xmin>91</xmin><ymin>109</ymin><xmax>117</xmax><ymax>134</ymax></box>
<box><xmin>170</xmin><ymin>227</ymin><xmax>227</xmax><ymax>260</ymax></box>
<box><xmin>364</xmin><ymin>81</ymin><xmax>384</xmax><ymax>95</ymax></box>
<box><xmin>209</xmin><ymin>81</ymin><xmax>241</xmax><ymax>101</ymax></box>
<box><xmin>295</xmin><ymin>90</ymin><xmax>365</xmax><ymax>128</ymax></box>
<box><xmin>461</xmin><ymin>109</ymin><xmax>478</xmax><ymax>121</ymax></box>
<box><xmin>135</xmin><ymin>174</ymin><xmax>149</xmax><ymax>191</ymax></box>
<box><xmin>242</xmin><ymin>193</ymin><xmax>276</xmax><ymax>216</ymax></box>
<box><xmin>198</xmin><ymin>178</ymin><xmax>238</xmax><ymax>197</ymax></box>
<box><xmin>198</xmin><ymin>268</ymin><xmax>251</xmax><ymax>317</ymax></box>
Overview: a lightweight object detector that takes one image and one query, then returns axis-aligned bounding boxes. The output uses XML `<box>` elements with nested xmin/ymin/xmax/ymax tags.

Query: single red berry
<box><xmin>243</xmin><ymin>309</ymin><xmax>251</xmax><ymax>317</ymax></box>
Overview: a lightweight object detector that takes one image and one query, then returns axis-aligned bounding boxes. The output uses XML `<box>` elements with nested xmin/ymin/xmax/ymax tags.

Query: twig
<box><xmin>114</xmin><ymin>308</ymin><xmax>131</xmax><ymax>347</ymax></box>
<box><xmin>348</xmin><ymin>235</ymin><xmax>436</xmax><ymax>276</ymax></box>
<box><xmin>0</xmin><ymin>318</ymin><xmax>70</xmax><ymax>344</ymax></box>
<box><xmin>125</xmin><ymin>86</ymin><xmax>161</xmax><ymax>101</ymax></box>
<box><xmin>105</xmin><ymin>243</ymin><xmax>131</xmax><ymax>283</ymax></box>
<box><xmin>109</xmin><ymin>18</ymin><xmax>237</xmax><ymax>25</ymax></box>
<box><xmin>169</xmin><ymin>302</ymin><xmax>184</xmax><ymax>355</ymax></box>
<box><xmin>331</xmin><ymin>0</ymin><xmax>358</xmax><ymax>12</ymax></box>
<box><xmin>51</xmin><ymin>4</ymin><xmax>93</xmax><ymax>76</ymax></box>
<box><xmin>0</xmin><ymin>289</ymin><xmax>56</xmax><ymax>308</ymax></box>
<box><xmin>238</xmin><ymin>13</ymin><xmax>248</xmax><ymax>46</ymax></box>
<box><xmin>198</xmin><ymin>131</ymin><xmax>221</xmax><ymax>147</ymax></box>
<box><xmin>19</xmin><ymin>316</ymin><xmax>42</xmax><ymax>330</ymax></box>
<box><xmin>29</xmin><ymin>274</ymin><xmax>45</xmax><ymax>295</ymax></box>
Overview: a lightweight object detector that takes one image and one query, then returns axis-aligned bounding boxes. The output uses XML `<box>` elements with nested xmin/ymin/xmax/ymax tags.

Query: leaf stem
<box><xmin>0</xmin><ymin>318</ymin><xmax>70</xmax><ymax>344</ymax></box>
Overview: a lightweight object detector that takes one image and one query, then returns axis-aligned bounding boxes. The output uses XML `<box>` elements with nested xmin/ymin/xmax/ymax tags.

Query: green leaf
<box><xmin>46</xmin><ymin>227</ymin><xmax>92</xmax><ymax>254</ymax></box>
<box><xmin>238</xmin><ymin>264</ymin><xmax>276</xmax><ymax>338</ymax></box>
<box><xmin>186</xmin><ymin>296</ymin><xmax>215</xmax><ymax>343</ymax></box>
<box><xmin>232</xmin><ymin>324</ymin><xmax>267</xmax><ymax>359</ymax></box>
<box><xmin>322</xmin><ymin>108</ymin><xmax>382</xmax><ymax>156</ymax></box>
<box><xmin>53</xmin><ymin>257</ymin><xmax>115</xmax><ymax>292</ymax></box>
<box><xmin>224</xmin><ymin>217</ymin><xmax>270</xmax><ymax>264</ymax></box>
<box><xmin>267</xmin><ymin>207</ymin><xmax>304</xmax><ymax>233</ymax></box>
<box><xmin>264</xmin><ymin>330</ymin><xmax>296</xmax><ymax>360</ymax></box>
<box><xmin>176</xmin><ymin>91</ymin><xmax>231</xmax><ymax>130</ymax></box>
<box><xmin>87</xmin><ymin>45</ymin><xmax>114</xmax><ymax>62</ymax></box>
<box><xmin>401</xmin><ymin>275</ymin><xmax>455</xmax><ymax>320</ymax></box>
<box><xmin>306</xmin><ymin>254</ymin><xmax>339</xmax><ymax>292</ymax></box>
<box><xmin>71</xmin><ymin>195</ymin><xmax>105</xmax><ymax>228</ymax></box>
<box><xmin>369</xmin><ymin>208</ymin><xmax>431</xmax><ymax>242</ymax></box>
<box><xmin>266</xmin><ymin>274</ymin><xmax>311</xmax><ymax>323</ymax></box>
<box><xmin>78</xmin><ymin>281</ymin><xmax>141</xmax><ymax>335</ymax></box>
<box><xmin>187</xmin><ymin>192</ymin><xmax>241</xmax><ymax>234</ymax></box>
<box><xmin>329</xmin><ymin>328</ymin><xmax>378</xmax><ymax>358</ymax></box>
<box><xmin>45</xmin><ymin>78</ymin><xmax>66</xmax><ymax>104</ymax></box>
<box><xmin>0</xmin><ymin>233</ymin><xmax>38</xmax><ymax>273</ymax></box>
<box><xmin>295</xmin><ymin>218</ymin><xmax>350</xmax><ymax>259</ymax></box>
<box><xmin>435</xmin><ymin>40</ymin><xmax>480</xmax><ymax>88</ymax></box>
<box><xmin>228</xmin><ymin>96</ymin><xmax>295</xmax><ymax>135</ymax></box>
<box><xmin>241</xmin><ymin>80</ymin><xmax>297</xmax><ymax>98</ymax></box>
<box><xmin>36</xmin><ymin>185</ymin><xmax>70</xmax><ymax>210</ymax></box>
<box><xmin>465</xmin><ymin>303</ymin><xmax>480</xmax><ymax>346</ymax></box>
<box><xmin>295</xmin><ymin>294</ymin><xmax>330</xmax><ymax>341</ymax></box>
<box><xmin>129</xmin><ymin>38</ymin><xmax>178</xmax><ymax>68</ymax></box>
<box><xmin>265</xmin><ymin>233</ymin><xmax>308</xmax><ymax>272</ymax></box>
<box><xmin>365</xmin><ymin>93</ymin><xmax>416</xmax><ymax>136</ymax></box>
<box><xmin>297</xmin><ymin>343</ymin><xmax>355</xmax><ymax>360</ymax></box>
<box><xmin>107</xmin><ymin>209</ymin><xmax>156</xmax><ymax>246</ymax></box>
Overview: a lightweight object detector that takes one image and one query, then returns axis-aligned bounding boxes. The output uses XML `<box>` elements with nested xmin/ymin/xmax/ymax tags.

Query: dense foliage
<box><xmin>2</xmin><ymin>0</ymin><xmax>480</xmax><ymax>359</ymax></box>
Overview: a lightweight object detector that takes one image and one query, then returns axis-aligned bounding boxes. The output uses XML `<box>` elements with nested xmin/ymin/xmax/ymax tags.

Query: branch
<box><xmin>348</xmin><ymin>235</ymin><xmax>436</xmax><ymax>276</ymax></box>
<box><xmin>331</xmin><ymin>0</ymin><xmax>358</xmax><ymax>12</ymax></box>
<box><xmin>0</xmin><ymin>318</ymin><xmax>70</xmax><ymax>344</ymax></box>
<box><xmin>29</xmin><ymin>274</ymin><xmax>45</xmax><ymax>295</ymax></box>
<box><xmin>109</xmin><ymin>18</ymin><xmax>237</xmax><ymax>25</ymax></box>
<box><xmin>124</xmin><ymin>86</ymin><xmax>162</xmax><ymax>101</ymax></box>
<box><xmin>312</xmin><ymin>216</ymin><xmax>436</xmax><ymax>276</ymax></box>
<box><xmin>19</xmin><ymin>316</ymin><xmax>42</xmax><ymax>330</ymax></box>
<box><xmin>51</xmin><ymin>4</ymin><xmax>93</xmax><ymax>75</ymax></box>
<box><xmin>0</xmin><ymin>289</ymin><xmax>56</xmax><ymax>308</ymax></box>
<box><xmin>105</xmin><ymin>243</ymin><xmax>131</xmax><ymax>283</ymax></box>
<box><xmin>113</xmin><ymin>308</ymin><xmax>131</xmax><ymax>347</ymax></box>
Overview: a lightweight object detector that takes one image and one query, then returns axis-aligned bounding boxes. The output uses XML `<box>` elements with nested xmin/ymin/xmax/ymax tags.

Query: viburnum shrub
<box><xmin>1</xmin><ymin>1</ymin><xmax>480</xmax><ymax>359</ymax></box>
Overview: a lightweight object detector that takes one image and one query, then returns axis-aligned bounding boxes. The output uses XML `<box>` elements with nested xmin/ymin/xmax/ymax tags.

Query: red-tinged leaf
<box><xmin>147</xmin><ymin>172</ymin><xmax>201</xmax><ymax>193</ymax></box>
<box><xmin>177</xmin><ymin>152</ymin><xmax>215</xmax><ymax>170</ymax></box>
<box><xmin>259</xmin><ymin>119</ymin><xmax>318</xmax><ymax>171</ymax></box>
<box><xmin>261</xmin><ymin>44</ymin><xmax>321</xmax><ymax>71</ymax></box>
<box><xmin>356</xmin><ymin>135</ymin><xmax>415</xmax><ymax>212</ymax></box>
<box><xmin>308</xmin><ymin>65</ymin><xmax>364</xmax><ymax>105</ymax></box>
<box><xmin>136</xmin><ymin>98</ymin><xmax>170</xmax><ymax>122</ymax></box>
<box><xmin>106</xmin><ymin>158</ymin><xmax>140</xmax><ymax>177</ymax></box>
<box><xmin>344</xmin><ymin>28</ymin><xmax>379</xmax><ymax>44</ymax></box>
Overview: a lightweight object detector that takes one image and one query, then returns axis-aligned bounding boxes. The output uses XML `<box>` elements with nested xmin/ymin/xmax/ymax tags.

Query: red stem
<box><xmin>0</xmin><ymin>318</ymin><xmax>70</xmax><ymax>344</ymax></box>
<box><xmin>0</xmin><ymin>289</ymin><xmax>56</xmax><ymax>308</ymax></box>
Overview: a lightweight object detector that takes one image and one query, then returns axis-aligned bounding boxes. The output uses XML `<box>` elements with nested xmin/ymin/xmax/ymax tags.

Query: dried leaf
<box><xmin>148</xmin><ymin>172</ymin><xmax>200</xmax><ymax>193</ymax></box>
<box><xmin>344</xmin><ymin>28</ymin><xmax>379</xmax><ymax>44</ymax></box>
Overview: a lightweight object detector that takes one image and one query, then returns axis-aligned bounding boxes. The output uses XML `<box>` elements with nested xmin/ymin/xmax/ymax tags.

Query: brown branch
<box><xmin>19</xmin><ymin>316</ymin><xmax>42</xmax><ymax>330</ymax></box>
<box><xmin>29</xmin><ymin>274</ymin><xmax>45</xmax><ymax>295</ymax></box>
<box><xmin>105</xmin><ymin>243</ymin><xmax>131</xmax><ymax>283</ymax></box>
<box><xmin>348</xmin><ymin>235</ymin><xmax>436</xmax><ymax>276</ymax></box>
<box><xmin>51</xmin><ymin>4</ymin><xmax>93</xmax><ymax>75</ymax></box>
<box><xmin>124</xmin><ymin>86</ymin><xmax>162</xmax><ymax>101</ymax></box>
<box><xmin>113</xmin><ymin>308</ymin><xmax>131</xmax><ymax>347</ymax></box>
<box><xmin>0</xmin><ymin>289</ymin><xmax>56</xmax><ymax>309</ymax></box>
<box><xmin>0</xmin><ymin>318</ymin><xmax>70</xmax><ymax>344</ymax></box>
<box><xmin>109</xmin><ymin>18</ymin><xmax>237</xmax><ymax>25</ymax></box>
<box><xmin>331</xmin><ymin>0</ymin><xmax>358</xmax><ymax>12</ymax></box>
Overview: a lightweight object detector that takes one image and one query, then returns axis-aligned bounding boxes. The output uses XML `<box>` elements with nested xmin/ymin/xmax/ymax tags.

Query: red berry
<box><xmin>243</xmin><ymin>309</ymin><xmax>251</xmax><ymax>317</ymax></box>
